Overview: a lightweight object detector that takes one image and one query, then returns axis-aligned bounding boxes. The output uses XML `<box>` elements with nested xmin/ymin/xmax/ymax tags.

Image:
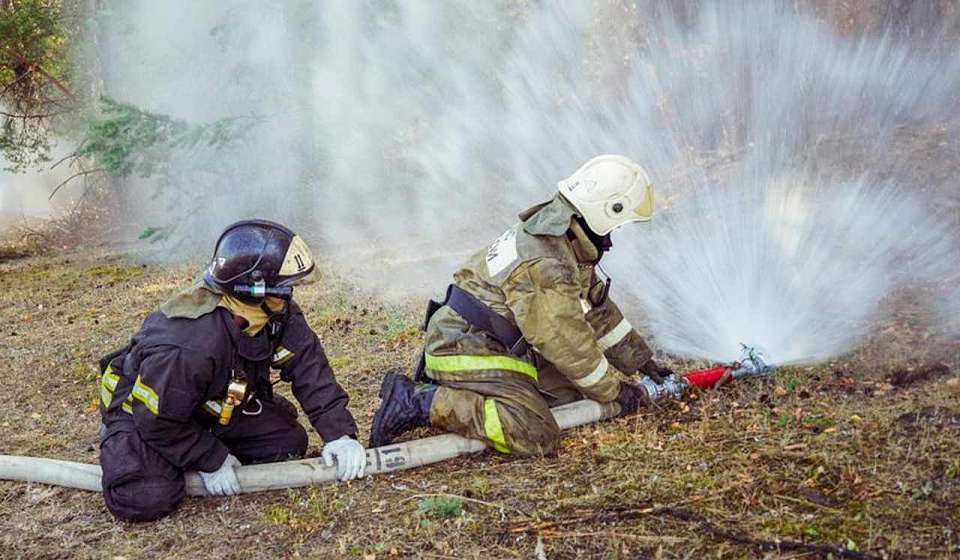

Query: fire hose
<box><xmin>0</xmin><ymin>347</ymin><xmax>772</xmax><ymax>496</ymax></box>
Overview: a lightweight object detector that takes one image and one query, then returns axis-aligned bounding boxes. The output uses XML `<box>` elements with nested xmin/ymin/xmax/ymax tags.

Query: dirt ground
<box><xmin>0</xmin><ymin>248</ymin><xmax>958</xmax><ymax>559</ymax></box>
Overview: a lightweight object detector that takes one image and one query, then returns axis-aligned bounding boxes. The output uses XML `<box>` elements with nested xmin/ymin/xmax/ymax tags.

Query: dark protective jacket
<box><xmin>99</xmin><ymin>285</ymin><xmax>356</xmax><ymax>473</ymax></box>
<box><xmin>424</xmin><ymin>195</ymin><xmax>654</xmax><ymax>403</ymax></box>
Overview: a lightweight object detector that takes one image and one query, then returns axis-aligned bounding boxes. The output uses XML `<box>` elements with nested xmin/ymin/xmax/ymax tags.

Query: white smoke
<box><xmin>85</xmin><ymin>1</ymin><xmax>960</xmax><ymax>362</ymax></box>
<box><xmin>0</xmin><ymin>153</ymin><xmax>76</xmax><ymax>228</ymax></box>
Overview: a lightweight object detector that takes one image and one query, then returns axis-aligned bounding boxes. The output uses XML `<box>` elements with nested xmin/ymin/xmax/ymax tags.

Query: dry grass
<box><xmin>0</xmin><ymin>249</ymin><xmax>957</xmax><ymax>559</ymax></box>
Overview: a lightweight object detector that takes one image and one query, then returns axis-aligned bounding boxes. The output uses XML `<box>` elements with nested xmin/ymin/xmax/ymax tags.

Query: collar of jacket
<box><xmin>160</xmin><ymin>277</ymin><xmax>272</xmax><ymax>360</ymax></box>
<box><xmin>218</xmin><ymin>309</ymin><xmax>272</xmax><ymax>362</ymax></box>
<box><xmin>159</xmin><ymin>277</ymin><xmax>223</xmax><ymax>319</ymax></box>
<box><xmin>521</xmin><ymin>194</ymin><xmax>577</xmax><ymax>237</ymax></box>
<box><xmin>567</xmin><ymin>219</ymin><xmax>600</xmax><ymax>263</ymax></box>
<box><xmin>218</xmin><ymin>293</ymin><xmax>270</xmax><ymax>336</ymax></box>
<box><xmin>521</xmin><ymin>195</ymin><xmax>600</xmax><ymax>263</ymax></box>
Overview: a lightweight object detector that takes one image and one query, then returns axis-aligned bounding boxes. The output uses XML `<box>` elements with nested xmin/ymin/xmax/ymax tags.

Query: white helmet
<box><xmin>557</xmin><ymin>154</ymin><xmax>654</xmax><ymax>236</ymax></box>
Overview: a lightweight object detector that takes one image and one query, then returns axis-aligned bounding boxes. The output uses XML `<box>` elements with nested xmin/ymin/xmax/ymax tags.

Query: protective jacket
<box><xmin>424</xmin><ymin>195</ymin><xmax>653</xmax><ymax>403</ymax></box>
<box><xmin>99</xmin><ymin>282</ymin><xmax>357</xmax><ymax>473</ymax></box>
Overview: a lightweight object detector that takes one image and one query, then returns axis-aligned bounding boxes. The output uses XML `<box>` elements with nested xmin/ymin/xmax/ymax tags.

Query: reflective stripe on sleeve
<box><xmin>574</xmin><ymin>356</ymin><xmax>609</xmax><ymax>388</ymax></box>
<box><xmin>272</xmin><ymin>346</ymin><xmax>294</xmax><ymax>367</ymax></box>
<box><xmin>99</xmin><ymin>366</ymin><xmax>121</xmax><ymax>407</ymax></box>
<box><xmin>597</xmin><ymin>318</ymin><xmax>633</xmax><ymax>351</ymax></box>
<box><xmin>425</xmin><ymin>353</ymin><xmax>537</xmax><ymax>380</ymax></box>
<box><xmin>132</xmin><ymin>376</ymin><xmax>160</xmax><ymax>415</ymax></box>
<box><xmin>580</xmin><ymin>298</ymin><xmax>592</xmax><ymax>314</ymax></box>
<box><xmin>99</xmin><ymin>383</ymin><xmax>113</xmax><ymax>408</ymax></box>
<box><xmin>483</xmin><ymin>399</ymin><xmax>510</xmax><ymax>454</ymax></box>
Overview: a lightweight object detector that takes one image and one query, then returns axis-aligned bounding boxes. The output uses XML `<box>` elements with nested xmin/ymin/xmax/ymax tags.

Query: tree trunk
<box><xmin>88</xmin><ymin>0</ymin><xmax>127</xmax><ymax>217</ymax></box>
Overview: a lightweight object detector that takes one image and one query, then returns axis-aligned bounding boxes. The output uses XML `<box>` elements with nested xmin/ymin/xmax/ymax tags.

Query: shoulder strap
<box><xmin>445</xmin><ymin>284</ymin><xmax>530</xmax><ymax>357</ymax></box>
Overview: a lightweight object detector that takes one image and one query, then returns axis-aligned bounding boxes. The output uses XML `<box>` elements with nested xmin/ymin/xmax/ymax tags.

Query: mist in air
<box><xmin>84</xmin><ymin>1</ymin><xmax>959</xmax><ymax>364</ymax></box>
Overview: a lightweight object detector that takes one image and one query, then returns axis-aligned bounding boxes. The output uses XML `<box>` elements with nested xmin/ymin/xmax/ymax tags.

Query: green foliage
<box><xmin>262</xmin><ymin>487</ymin><xmax>344</xmax><ymax>529</ymax></box>
<box><xmin>138</xmin><ymin>226</ymin><xmax>168</xmax><ymax>242</ymax></box>
<box><xmin>0</xmin><ymin>0</ymin><xmax>65</xmax><ymax>76</ymax></box>
<box><xmin>416</xmin><ymin>496</ymin><xmax>463</xmax><ymax>519</ymax></box>
<box><xmin>76</xmin><ymin>96</ymin><xmax>249</xmax><ymax>178</ymax></box>
<box><xmin>0</xmin><ymin>0</ymin><xmax>70</xmax><ymax>171</ymax></box>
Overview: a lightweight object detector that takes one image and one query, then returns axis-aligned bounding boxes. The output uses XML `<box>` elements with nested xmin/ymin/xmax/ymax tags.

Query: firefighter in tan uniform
<box><xmin>370</xmin><ymin>155</ymin><xmax>670</xmax><ymax>455</ymax></box>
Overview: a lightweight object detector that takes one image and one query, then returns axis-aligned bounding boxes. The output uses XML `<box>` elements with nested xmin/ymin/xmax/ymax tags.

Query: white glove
<box><xmin>199</xmin><ymin>454</ymin><xmax>242</xmax><ymax>496</ymax></box>
<box><xmin>321</xmin><ymin>435</ymin><xmax>366</xmax><ymax>481</ymax></box>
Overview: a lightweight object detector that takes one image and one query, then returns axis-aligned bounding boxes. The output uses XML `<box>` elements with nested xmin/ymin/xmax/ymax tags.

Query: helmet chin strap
<box><xmin>262</xmin><ymin>298</ymin><xmax>290</xmax><ymax>340</ymax></box>
<box><xmin>569</xmin><ymin>217</ymin><xmax>613</xmax><ymax>264</ymax></box>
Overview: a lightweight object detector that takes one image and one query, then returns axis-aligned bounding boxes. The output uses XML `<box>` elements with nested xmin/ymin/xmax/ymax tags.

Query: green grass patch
<box><xmin>261</xmin><ymin>487</ymin><xmax>344</xmax><ymax>530</ymax></box>
<box><xmin>85</xmin><ymin>263</ymin><xmax>145</xmax><ymax>284</ymax></box>
<box><xmin>417</xmin><ymin>496</ymin><xmax>463</xmax><ymax>519</ymax></box>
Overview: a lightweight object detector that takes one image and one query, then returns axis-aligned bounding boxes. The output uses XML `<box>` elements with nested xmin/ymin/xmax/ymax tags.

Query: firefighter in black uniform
<box><xmin>97</xmin><ymin>220</ymin><xmax>366</xmax><ymax>522</ymax></box>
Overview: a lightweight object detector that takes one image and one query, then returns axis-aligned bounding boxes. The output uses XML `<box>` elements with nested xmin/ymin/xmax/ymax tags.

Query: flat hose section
<box><xmin>0</xmin><ymin>399</ymin><xmax>621</xmax><ymax>496</ymax></box>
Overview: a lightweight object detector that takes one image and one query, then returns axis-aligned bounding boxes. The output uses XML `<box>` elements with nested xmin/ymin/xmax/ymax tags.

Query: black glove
<box><xmin>615</xmin><ymin>382</ymin><xmax>647</xmax><ymax>417</ymax></box>
<box><xmin>639</xmin><ymin>360</ymin><xmax>675</xmax><ymax>385</ymax></box>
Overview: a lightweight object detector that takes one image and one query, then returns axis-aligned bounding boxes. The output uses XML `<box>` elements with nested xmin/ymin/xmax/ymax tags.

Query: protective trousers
<box><xmin>428</xmin><ymin>364</ymin><xmax>582</xmax><ymax>456</ymax></box>
<box><xmin>100</xmin><ymin>394</ymin><xmax>308</xmax><ymax>522</ymax></box>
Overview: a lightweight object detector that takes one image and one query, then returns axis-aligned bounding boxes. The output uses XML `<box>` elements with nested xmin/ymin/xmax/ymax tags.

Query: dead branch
<box><xmin>0</xmin><ymin>46</ymin><xmax>75</xmax><ymax>100</ymax></box>
<box><xmin>48</xmin><ymin>168</ymin><xmax>107</xmax><ymax>200</ymax></box>
<box><xmin>0</xmin><ymin>109</ymin><xmax>71</xmax><ymax>120</ymax></box>
<box><xmin>49</xmin><ymin>150</ymin><xmax>79</xmax><ymax>170</ymax></box>
<box><xmin>0</xmin><ymin>66</ymin><xmax>34</xmax><ymax>96</ymax></box>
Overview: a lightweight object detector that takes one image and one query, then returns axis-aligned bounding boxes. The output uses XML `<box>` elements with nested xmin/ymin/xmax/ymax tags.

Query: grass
<box><xmin>0</xmin><ymin>248</ymin><xmax>958</xmax><ymax>558</ymax></box>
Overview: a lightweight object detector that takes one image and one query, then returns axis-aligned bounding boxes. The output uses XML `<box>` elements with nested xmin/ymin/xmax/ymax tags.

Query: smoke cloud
<box><xmin>21</xmin><ymin>1</ymin><xmax>960</xmax><ymax>363</ymax></box>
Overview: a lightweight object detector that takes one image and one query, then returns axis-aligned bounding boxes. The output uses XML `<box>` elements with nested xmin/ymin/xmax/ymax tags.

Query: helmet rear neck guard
<box><xmin>557</xmin><ymin>154</ymin><xmax>654</xmax><ymax>236</ymax></box>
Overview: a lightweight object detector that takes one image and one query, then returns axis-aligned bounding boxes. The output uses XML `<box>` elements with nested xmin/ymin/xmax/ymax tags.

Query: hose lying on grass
<box><xmin>0</xmin><ymin>399</ymin><xmax>620</xmax><ymax>496</ymax></box>
<box><xmin>0</xmin><ymin>351</ymin><xmax>776</xmax><ymax>496</ymax></box>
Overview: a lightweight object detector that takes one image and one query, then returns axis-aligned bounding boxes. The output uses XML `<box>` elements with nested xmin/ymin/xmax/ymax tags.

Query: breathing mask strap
<box><xmin>568</xmin><ymin>219</ymin><xmax>601</xmax><ymax>264</ymax></box>
<box><xmin>263</xmin><ymin>297</ymin><xmax>291</xmax><ymax>341</ymax></box>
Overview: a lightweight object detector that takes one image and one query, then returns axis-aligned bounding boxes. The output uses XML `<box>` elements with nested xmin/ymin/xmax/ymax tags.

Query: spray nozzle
<box><xmin>729</xmin><ymin>344</ymin><xmax>774</xmax><ymax>379</ymax></box>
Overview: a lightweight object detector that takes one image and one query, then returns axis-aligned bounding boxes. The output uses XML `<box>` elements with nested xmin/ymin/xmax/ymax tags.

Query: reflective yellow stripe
<box><xmin>99</xmin><ymin>384</ymin><xmax>113</xmax><ymax>407</ymax></box>
<box><xmin>122</xmin><ymin>401</ymin><xmax>133</xmax><ymax>414</ymax></box>
<box><xmin>102</xmin><ymin>366</ymin><xmax>120</xmax><ymax>390</ymax></box>
<box><xmin>272</xmin><ymin>346</ymin><xmax>294</xmax><ymax>367</ymax></box>
<box><xmin>201</xmin><ymin>400</ymin><xmax>222</xmax><ymax>416</ymax></box>
<box><xmin>425</xmin><ymin>353</ymin><xmax>537</xmax><ymax>380</ymax></box>
<box><xmin>597</xmin><ymin>318</ymin><xmax>632</xmax><ymax>350</ymax></box>
<box><xmin>99</xmin><ymin>366</ymin><xmax>121</xmax><ymax>407</ymax></box>
<box><xmin>580</xmin><ymin>298</ymin><xmax>592</xmax><ymax>314</ymax></box>
<box><xmin>132</xmin><ymin>376</ymin><xmax>160</xmax><ymax>415</ymax></box>
<box><xmin>483</xmin><ymin>399</ymin><xmax>509</xmax><ymax>454</ymax></box>
<box><xmin>574</xmin><ymin>356</ymin><xmax>609</xmax><ymax>388</ymax></box>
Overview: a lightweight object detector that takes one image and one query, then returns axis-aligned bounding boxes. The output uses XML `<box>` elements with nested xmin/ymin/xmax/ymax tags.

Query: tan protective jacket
<box><xmin>424</xmin><ymin>196</ymin><xmax>652</xmax><ymax>403</ymax></box>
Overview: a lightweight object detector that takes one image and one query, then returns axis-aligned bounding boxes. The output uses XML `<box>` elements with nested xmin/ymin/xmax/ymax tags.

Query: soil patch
<box><xmin>887</xmin><ymin>363</ymin><xmax>952</xmax><ymax>387</ymax></box>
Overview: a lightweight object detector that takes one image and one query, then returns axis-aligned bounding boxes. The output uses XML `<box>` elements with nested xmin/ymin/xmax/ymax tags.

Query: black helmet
<box><xmin>204</xmin><ymin>219</ymin><xmax>315</xmax><ymax>303</ymax></box>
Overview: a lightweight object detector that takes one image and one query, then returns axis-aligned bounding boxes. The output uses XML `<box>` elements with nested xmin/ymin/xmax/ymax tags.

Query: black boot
<box><xmin>369</xmin><ymin>369</ymin><xmax>436</xmax><ymax>448</ymax></box>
